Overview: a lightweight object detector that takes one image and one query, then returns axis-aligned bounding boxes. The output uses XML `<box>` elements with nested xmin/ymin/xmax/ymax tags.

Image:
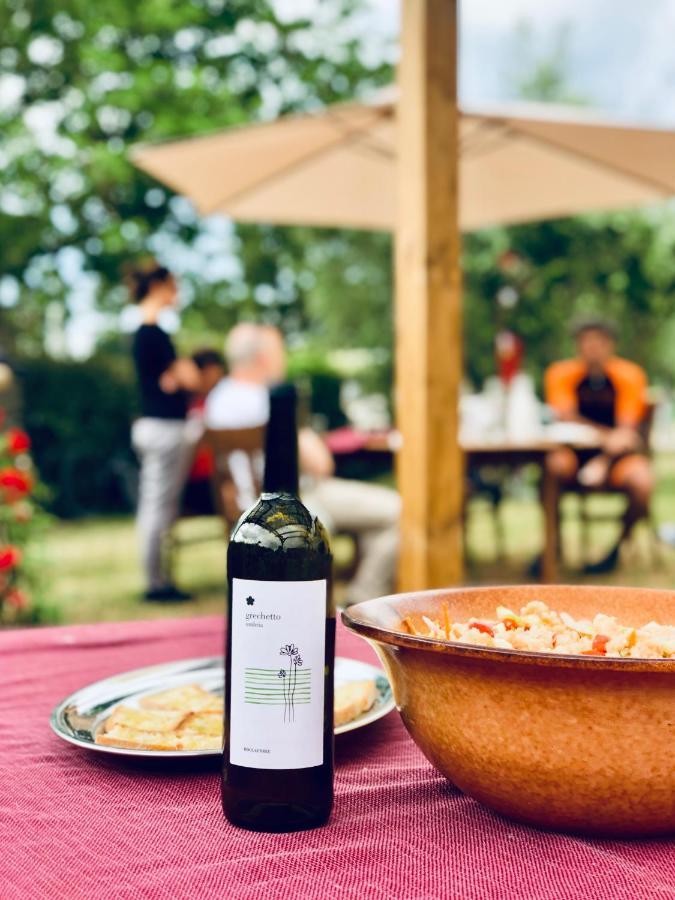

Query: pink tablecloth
<box><xmin>1</xmin><ymin>616</ymin><xmax>674</xmax><ymax>900</ymax></box>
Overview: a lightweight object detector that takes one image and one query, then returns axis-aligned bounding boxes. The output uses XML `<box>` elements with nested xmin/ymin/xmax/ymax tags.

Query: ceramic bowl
<box><xmin>342</xmin><ymin>584</ymin><xmax>675</xmax><ymax>837</ymax></box>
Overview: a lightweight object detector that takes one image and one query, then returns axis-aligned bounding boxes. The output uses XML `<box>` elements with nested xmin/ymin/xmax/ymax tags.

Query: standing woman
<box><xmin>127</xmin><ymin>261</ymin><xmax>201</xmax><ymax>601</ymax></box>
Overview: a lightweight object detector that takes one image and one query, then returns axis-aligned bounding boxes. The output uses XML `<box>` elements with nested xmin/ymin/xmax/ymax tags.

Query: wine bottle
<box><xmin>223</xmin><ymin>383</ymin><xmax>335</xmax><ymax>832</ymax></box>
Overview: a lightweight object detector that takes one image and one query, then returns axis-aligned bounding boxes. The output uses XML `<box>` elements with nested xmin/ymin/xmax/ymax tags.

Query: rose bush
<box><xmin>6</xmin><ymin>428</ymin><xmax>31</xmax><ymax>454</ymax></box>
<box><xmin>0</xmin><ymin>416</ymin><xmax>52</xmax><ymax>625</ymax></box>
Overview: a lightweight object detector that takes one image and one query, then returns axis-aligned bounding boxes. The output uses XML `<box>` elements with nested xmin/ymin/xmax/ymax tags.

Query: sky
<box><xmin>365</xmin><ymin>0</ymin><xmax>675</xmax><ymax>122</ymax></box>
<box><xmin>465</xmin><ymin>0</ymin><xmax>675</xmax><ymax>121</ymax></box>
<box><xmin>56</xmin><ymin>0</ymin><xmax>675</xmax><ymax>355</ymax></box>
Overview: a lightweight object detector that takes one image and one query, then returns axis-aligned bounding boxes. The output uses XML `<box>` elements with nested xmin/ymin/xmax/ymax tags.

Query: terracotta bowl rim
<box><xmin>341</xmin><ymin>583</ymin><xmax>675</xmax><ymax>672</ymax></box>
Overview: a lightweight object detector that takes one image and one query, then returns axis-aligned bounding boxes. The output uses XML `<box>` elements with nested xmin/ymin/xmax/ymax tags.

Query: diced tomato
<box><xmin>592</xmin><ymin>634</ymin><xmax>610</xmax><ymax>655</ymax></box>
<box><xmin>469</xmin><ymin>621</ymin><xmax>495</xmax><ymax>637</ymax></box>
<box><xmin>503</xmin><ymin>617</ymin><xmax>530</xmax><ymax>631</ymax></box>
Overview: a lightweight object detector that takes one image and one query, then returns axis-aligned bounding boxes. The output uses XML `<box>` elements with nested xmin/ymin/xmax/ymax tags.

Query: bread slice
<box><xmin>179</xmin><ymin>711</ymin><xmax>223</xmax><ymax>737</ymax></box>
<box><xmin>334</xmin><ymin>679</ymin><xmax>378</xmax><ymax>727</ymax></box>
<box><xmin>201</xmin><ymin>695</ymin><xmax>224</xmax><ymax>714</ymax></box>
<box><xmin>95</xmin><ymin>725</ymin><xmax>182</xmax><ymax>751</ymax></box>
<box><xmin>105</xmin><ymin>706</ymin><xmax>187</xmax><ymax>733</ymax></box>
<box><xmin>95</xmin><ymin>722</ymin><xmax>221</xmax><ymax>752</ymax></box>
<box><xmin>139</xmin><ymin>684</ymin><xmax>222</xmax><ymax>713</ymax></box>
<box><xmin>175</xmin><ymin>733</ymin><xmax>222</xmax><ymax>751</ymax></box>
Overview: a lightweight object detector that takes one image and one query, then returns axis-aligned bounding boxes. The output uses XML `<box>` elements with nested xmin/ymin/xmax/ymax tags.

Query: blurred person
<box><xmin>206</xmin><ymin>323</ymin><xmax>400</xmax><ymax>605</ymax></box>
<box><xmin>181</xmin><ymin>348</ymin><xmax>226</xmax><ymax>516</ymax></box>
<box><xmin>191</xmin><ymin>347</ymin><xmax>227</xmax><ymax>399</ymax></box>
<box><xmin>128</xmin><ymin>261</ymin><xmax>201</xmax><ymax>601</ymax></box>
<box><xmin>544</xmin><ymin>317</ymin><xmax>653</xmax><ymax>574</ymax></box>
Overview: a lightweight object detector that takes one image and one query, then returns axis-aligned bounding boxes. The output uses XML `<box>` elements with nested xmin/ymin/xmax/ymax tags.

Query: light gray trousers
<box><xmin>303</xmin><ymin>477</ymin><xmax>400</xmax><ymax>606</ymax></box>
<box><xmin>132</xmin><ymin>418</ymin><xmax>196</xmax><ymax>590</ymax></box>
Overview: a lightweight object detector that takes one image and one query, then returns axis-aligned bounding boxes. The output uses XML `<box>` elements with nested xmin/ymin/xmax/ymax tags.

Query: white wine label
<box><xmin>229</xmin><ymin>577</ymin><xmax>327</xmax><ymax>770</ymax></box>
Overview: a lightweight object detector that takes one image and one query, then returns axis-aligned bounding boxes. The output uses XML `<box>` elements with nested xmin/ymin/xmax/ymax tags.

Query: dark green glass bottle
<box><xmin>223</xmin><ymin>383</ymin><xmax>335</xmax><ymax>832</ymax></box>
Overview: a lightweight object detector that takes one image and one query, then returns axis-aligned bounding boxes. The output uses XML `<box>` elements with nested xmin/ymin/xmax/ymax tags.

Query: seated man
<box><xmin>544</xmin><ymin>318</ymin><xmax>653</xmax><ymax>574</ymax></box>
<box><xmin>206</xmin><ymin>323</ymin><xmax>400</xmax><ymax>605</ymax></box>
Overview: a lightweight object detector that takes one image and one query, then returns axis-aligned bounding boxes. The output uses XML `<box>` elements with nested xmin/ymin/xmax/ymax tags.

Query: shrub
<box><xmin>0</xmin><ymin>415</ymin><xmax>55</xmax><ymax>625</ymax></box>
<box><xmin>287</xmin><ymin>349</ymin><xmax>347</xmax><ymax>430</ymax></box>
<box><xmin>18</xmin><ymin>355</ymin><xmax>139</xmax><ymax>518</ymax></box>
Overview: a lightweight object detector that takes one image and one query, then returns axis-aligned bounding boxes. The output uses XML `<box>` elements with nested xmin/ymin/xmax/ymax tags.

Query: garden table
<box><xmin>326</xmin><ymin>428</ymin><xmax>608</xmax><ymax>583</ymax></box>
<box><xmin>461</xmin><ymin>441</ymin><xmax>563</xmax><ymax>582</ymax></box>
<box><xmin>1</xmin><ymin>615</ymin><xmax>673</xmax><ymax>899</ymax></box>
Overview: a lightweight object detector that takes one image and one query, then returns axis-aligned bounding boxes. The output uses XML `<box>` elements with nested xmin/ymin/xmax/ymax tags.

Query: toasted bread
<box><xmin>176</xmin><ymin>733</ymin><xmax>222</xmax><ymax>751</ymax></box>
<box><xmin>334</xmin><ymin>679</ymin><xmax>377</xmax><ymax>727</ymax></box>
<box><xmin>139</xmin><ymin>684</ymin><xmax>221</xmax><ymax>713</ymax></box>
<box><xmin>179</xmin><ymin>711</ymin><xmax>223</xmax><ymax>737</ymax></box>
<box><xmin>105</xmin><ymin>706</ymin><xmax>187</xmax><ymax>733</ymax></box>
<box><xmin>95</xmin><ymin>725</ymin><xmax>182</xmax><ymax>751</ymax></box>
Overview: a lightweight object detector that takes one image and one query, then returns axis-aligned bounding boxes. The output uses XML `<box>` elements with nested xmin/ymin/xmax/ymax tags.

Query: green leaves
<box><xmin>463</xmin><ymin>211</ymin><xmax>675</xmax><ymax>388</ymax></box>
<box><xmin>0</xmin><ymin>0</ymin><xmax>392</xmax><ymax>354</ymax></box>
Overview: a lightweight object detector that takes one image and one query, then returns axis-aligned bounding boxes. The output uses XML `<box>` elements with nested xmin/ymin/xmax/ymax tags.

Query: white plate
<box><xmin>50</xmin><ymin>656</ymin><xmax>394</xmax><ymax>758</ymax></box>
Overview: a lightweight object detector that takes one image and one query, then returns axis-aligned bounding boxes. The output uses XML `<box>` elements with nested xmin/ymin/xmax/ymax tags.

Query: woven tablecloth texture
<box><xmin>1</xmin><ymin>615</ymin><xmax>674</xmax><ymax>900</ymax></box>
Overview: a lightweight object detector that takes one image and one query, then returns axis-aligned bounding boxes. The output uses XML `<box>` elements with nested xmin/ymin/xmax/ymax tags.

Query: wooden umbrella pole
<box><xmin>395</xmin><ymin>0</ymin><xmax>463</xmax><ymax>590</ymax></box>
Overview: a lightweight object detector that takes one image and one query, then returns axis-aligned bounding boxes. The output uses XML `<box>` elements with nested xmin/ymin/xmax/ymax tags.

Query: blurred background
<box><xmin>2</xmin><ymin>0</ymin><xmax>675</xmax><ymax>627</ymax></box>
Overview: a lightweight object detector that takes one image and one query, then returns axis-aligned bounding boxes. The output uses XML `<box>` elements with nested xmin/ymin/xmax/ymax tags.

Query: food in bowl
<box><xmin>403</xmin><ymin>599</ymin><xmax>675</xmax><ymax>659</ymax></box>
<box><xmin>342</xmin><ymin>585</ymin><xmax>675</xmax><ymax>836</ymax></box>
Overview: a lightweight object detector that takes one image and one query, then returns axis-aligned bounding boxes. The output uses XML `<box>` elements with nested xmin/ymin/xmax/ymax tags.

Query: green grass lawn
<box><xmin>42</xmin><ymin>516</ymin><xmax>228</xmax><ymax>624</ymax></box>
<box><xmin>39</xmin><ymin>454</ymin><xmax>675</xmax><ymax>626</ymax></box>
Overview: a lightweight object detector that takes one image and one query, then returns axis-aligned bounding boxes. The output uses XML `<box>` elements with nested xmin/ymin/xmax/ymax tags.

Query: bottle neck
<box><xmin>263</xmin><ymin>385</ymin><xmax>300</xmax><ymax>495</ymax></box>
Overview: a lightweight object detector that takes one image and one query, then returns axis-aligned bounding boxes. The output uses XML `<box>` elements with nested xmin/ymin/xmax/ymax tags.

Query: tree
<box><xmin>507</xmin><ymin>21</ymin><xmax>587</xmax><ymax>105</ymax></box>
<box><xmin>463</xmin><ymin>212</ymin><xmax>675</xmax><ymax>388</ymax></box>
<box><xmin>463</xmin><ymin>21</ymin><xmax>675</xmax><ymax>388</ymax></box>
<box><xmin>0</xmin><ymin>0</ymin><xmax>392</xmax><ymax>355</ymax></box>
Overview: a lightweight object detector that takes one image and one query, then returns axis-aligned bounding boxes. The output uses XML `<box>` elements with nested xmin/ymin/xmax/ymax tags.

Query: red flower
<box><xmin>0</xmin><ymin>546</ymin><xmax>21</xmax><ymax>571</ymax></box>
<box><xmin>0</xmin><ymin>467</ymin><xmax>32</xmax><ymax>499</ymax></box>
<box><xmin>6</xmin><ymin>428</ymin><xmax>31</xmax><ymax>454</ymax></box>
<box><xmin>5</xmin><ymin>588</ymin><xmax>28</xmax><ymax>609</ymax></box>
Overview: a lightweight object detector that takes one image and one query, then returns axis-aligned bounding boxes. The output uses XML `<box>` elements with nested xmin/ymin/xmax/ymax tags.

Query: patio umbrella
<box><xmin>132</xmin><ymin>89</ymin><xmax>675</xmax><ymax>232</ymax></box>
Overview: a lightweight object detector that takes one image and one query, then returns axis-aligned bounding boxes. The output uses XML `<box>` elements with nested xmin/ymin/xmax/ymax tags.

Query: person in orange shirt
<box><xmin>545</xmin><ymin>318</ymin><xmax>653</xmax><ymax>574</ymax></box>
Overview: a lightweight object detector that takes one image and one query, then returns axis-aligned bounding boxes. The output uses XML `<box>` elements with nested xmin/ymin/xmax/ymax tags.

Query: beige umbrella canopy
<box><xmin>132</xmin><ymin>89</ymin><xmax>675</xmax><ymax>231</ymax></box>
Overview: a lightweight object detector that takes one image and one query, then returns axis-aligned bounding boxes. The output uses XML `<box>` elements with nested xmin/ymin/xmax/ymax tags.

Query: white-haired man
<box><xmin>205</xmin><ymin>323</ymin><xmax>400</xmax><ymax>605</ymax></box>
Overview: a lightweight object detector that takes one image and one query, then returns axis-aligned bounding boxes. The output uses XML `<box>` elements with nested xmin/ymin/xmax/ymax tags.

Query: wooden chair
<box><xmin>205</xmin><ymin>425</ymin><xmax>363</xmax><ymax>582</ymax></box>
<box><xmin>168</xmin><ymin>426</ymin><xmax>266</xmax><ymax>579</ymax></box>
<box><xmin>205</xmin><ymin>426</ymin><xmax>266</xmax><ymax>531</ymax></box>
<box><xmin>561</xmin><ymin>401</ymin><xmax>659</xmax><ymax>566</ymax></box>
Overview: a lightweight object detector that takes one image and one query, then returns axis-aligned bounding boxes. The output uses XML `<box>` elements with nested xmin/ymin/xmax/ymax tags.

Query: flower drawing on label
<box><xmin>243</xmin><ymin>647</ymin><xmax>310</xmax><ymax>713</ymax></box>
<box><xmin>279</xmin><ymin>643</ymin><xmax>307</xmax><ymax>722</ymax></box>
<box><xmin>246</xmin><ymin>596</ymin><xmax>255</xmax><ymax>606</ymax></box>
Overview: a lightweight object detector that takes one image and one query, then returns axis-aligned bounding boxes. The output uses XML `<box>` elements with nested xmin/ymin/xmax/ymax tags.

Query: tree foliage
<box><xmin>464</xmin><ymin>22</ymin><xmax>675</xmax><ymax>388</ymax></box>
<box><xmin>463</xmin><ymin>211</ymin><xmax>675</xmax><ymax>388</ymax></box>
<box><xmin>0</xmin><ymin>0</ymin><xmax>391</xmax><ymax>354</ymax></box>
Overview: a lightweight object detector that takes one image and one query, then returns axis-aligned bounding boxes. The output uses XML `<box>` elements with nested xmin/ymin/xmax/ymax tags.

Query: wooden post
<box><xmin>395</xmin><ymin>0</ymin><xmax>463</xmax><ymax>590</ymax></box>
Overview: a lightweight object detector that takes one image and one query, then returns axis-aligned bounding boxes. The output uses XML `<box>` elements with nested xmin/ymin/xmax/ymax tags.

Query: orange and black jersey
<box><xmin>544</xmin><ymin>357</ymin><xmax>647</xmax><ymax>429</ymax></box>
